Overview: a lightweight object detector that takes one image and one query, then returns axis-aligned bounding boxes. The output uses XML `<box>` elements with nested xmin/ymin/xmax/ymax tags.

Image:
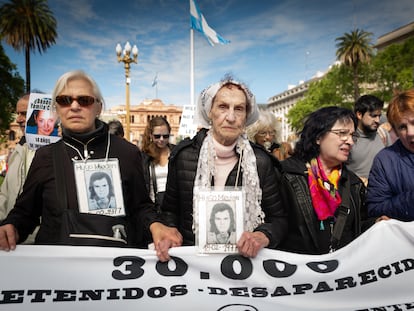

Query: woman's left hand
<box><xmin>236</xmin><ymin>231</ymin><xmax>269</xmax><ymax>258</ymax></box>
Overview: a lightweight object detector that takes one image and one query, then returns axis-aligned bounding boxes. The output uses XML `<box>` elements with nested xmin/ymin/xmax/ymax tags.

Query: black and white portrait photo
<box><xmin>194</xmin><ymin>189</ymin><xmax>244</xmax><ymax>254</ymax></box>
<box><xmin>207</xmin><ymin>202</ymin><xmax>236</xmax><ymax>244</ymax></box>
<box><xmin>88</xmin><ymin>171</ymin><xmax>116</xmax><ymax>210</ymax></box>
<box><xmin>74</xmin><ymin>159</ymin><xmax>125</xmax><ymax>216</ymax></box>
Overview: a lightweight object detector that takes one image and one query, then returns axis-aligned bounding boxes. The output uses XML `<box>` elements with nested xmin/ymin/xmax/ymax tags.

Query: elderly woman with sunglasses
<box><xmin>278</xmin><ymin>106</ymin><xmax>387</xmax><ymax>255</ymax></box>
<box><xmin>141</xmin><ymin>116</ymin><xmax>175</xmax><ymax>212</ymax></box>
<box><xmin>0</xmin><ymin>70</ymin><xmax>181</xmax><ymax>256</ymax></box>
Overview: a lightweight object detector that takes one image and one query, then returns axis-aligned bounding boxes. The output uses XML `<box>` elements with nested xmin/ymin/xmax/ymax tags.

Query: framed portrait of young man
<box><xmin>74</xmin><ymin>159</ymin><xmax>125</xmax><ymax>217</ymax></box>
<box><xmin>194</xmin><ymin>188</ymin><xmax>244</xmax><ymax>254</ymax></box>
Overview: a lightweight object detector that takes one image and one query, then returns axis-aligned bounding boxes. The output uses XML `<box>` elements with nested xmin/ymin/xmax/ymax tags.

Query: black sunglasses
<box><xmin>153</xmin><ymin>134</ymin><xmax>170</xmax><ymax>139</ymax></box>
<box><xmin>55</xmin><ymin>95</ymin><xmax>96</xmax><ymax>107</ymax></box>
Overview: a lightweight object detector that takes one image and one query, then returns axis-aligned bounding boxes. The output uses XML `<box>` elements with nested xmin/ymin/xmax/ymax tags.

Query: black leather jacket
<box><xmin>279</xmin><ymin>156</ymin><xmax>374</xmax><ymax>254</ymax></box>
<box><xmin>161</xmin><ymin>128</ymin><xmax>288</xmax><ymax>248</ymax></box>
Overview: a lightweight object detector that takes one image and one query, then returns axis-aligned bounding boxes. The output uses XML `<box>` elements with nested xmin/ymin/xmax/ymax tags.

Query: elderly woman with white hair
<box><xmin>0</xmin><ymin>70</ymin><xmax>180</xmax><ymax>258</ymax></box>
<box><xmin>246</xmin><ymin>110</ymin><xmax>293</xmax><ymax>160</ymax></box>
<box><xmin>157</xmin><ymin>75</ymin><xmax>287</xmax><ymax>260</ymax></box>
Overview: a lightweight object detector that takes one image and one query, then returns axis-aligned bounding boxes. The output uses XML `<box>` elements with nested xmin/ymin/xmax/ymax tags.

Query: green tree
<box><xmin>368</xmin><ymin>37</ymin><xmax>414</xmax><ymax>102</ymax></box>
<box><xmin>287</xmin><ymin>35</ymin><xmax>413</xmax><ymax>134</ymax></box>
<box><xmin>287</xmin><ymin>64</ymin><xmax>354</xmax><ymax>132</ymax></box>
<box><xmin>335</xmin><ymin>29</ymin><xmax>374</xmax><ymax>101</ymax></box>
<box><xmin>0</xmin><ymin>42</ymin><xmax>24</xmax><ymax>133</ymax></box>
<box><xmin>0</xmin><ymin>0</ymin><xmax>57</xmax><ymax>93</ymax></box>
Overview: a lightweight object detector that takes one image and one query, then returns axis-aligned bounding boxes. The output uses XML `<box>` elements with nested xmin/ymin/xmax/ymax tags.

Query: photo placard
<box><xmin>73</xmin><ymin>159</ymin><xmax>125</xmax><ymax>217</ymax></box>
<box><xmin>194</xmin><ymin>189</ymin><xmax>244</xmax><ymax>254</ymax></box>
<box><xmin>25</xmin><ymin>93</ymin><xmax>61</xmax><ymax>150</ymax></box>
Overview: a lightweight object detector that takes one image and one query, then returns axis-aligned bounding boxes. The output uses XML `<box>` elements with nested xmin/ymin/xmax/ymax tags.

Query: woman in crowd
<box><xmin>26</xmin><ymin>109</ymin><xmax>58</xmax><ymax>136</ymax></box>
<box><xmin>0</xmin><ymin>70</ymin><xmax>180</xmax><ymax>255</ymax></box>
<box><xmin>246</xmin><ymin>110</ymin><xmax>292</xmax><ymax>160</ymax></box>
<box><xmin>367</xmin><ymin>89</ymin><xmax>414</xmax><ymax>221</ymax></box>
<box><xmin>159</xmin><ymin>75</ymin><xmax>287</xmax><ymax>259</ymax></box>
<box><xmin>279</xmin><ymin>106</ymin><xmax>387</xmax><ymax>254</ymax></box>
<box><xmin>141</xmin><ymin>116</ymin><xmax>174</xmax><ymax>211</ymax></box>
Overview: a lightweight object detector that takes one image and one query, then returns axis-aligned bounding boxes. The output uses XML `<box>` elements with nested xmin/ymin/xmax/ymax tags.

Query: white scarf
<box><xmin>193</xmin><ymin>131</ymin><xmax>264</xmax><ymax>234</ymax></box>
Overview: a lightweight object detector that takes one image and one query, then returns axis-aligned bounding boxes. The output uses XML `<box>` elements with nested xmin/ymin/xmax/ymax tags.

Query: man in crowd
<box><xmin>347</xmin><ymin>95</ymin><xmax>390</xmax><ymax>186</ymax></box>
<box><xmin>0</xmin><ymin>94</ymin><xmax>37</xmax><ymax>243</ymax></box>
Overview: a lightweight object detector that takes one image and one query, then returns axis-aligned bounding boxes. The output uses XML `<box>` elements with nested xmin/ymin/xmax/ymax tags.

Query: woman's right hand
<box><xmin>149</xmin><ymin>222</ymin><xmax>183</xmax><ymax>262</ymax></box>
<box><xmin>0</xmin><ymin>224</ymin><xmax>19</xmax><ymax>251</ymax></box>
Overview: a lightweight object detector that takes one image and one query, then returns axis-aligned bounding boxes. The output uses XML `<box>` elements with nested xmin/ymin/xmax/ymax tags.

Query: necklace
<box><xmin>64</xmin><ymin>133</ymin><xmax>111</xmax><ymax>163</ymax></box>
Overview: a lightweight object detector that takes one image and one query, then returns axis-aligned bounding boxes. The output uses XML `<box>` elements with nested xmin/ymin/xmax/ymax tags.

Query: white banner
<box><xmin>1</xmin><ymin>219</ymin><xmax>414</xmax><ymax>311</ymax></box>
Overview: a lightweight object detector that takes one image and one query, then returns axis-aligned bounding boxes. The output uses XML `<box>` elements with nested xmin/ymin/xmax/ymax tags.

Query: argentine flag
<box><xmin>190</xmin><ymin>0</ymin><xmax>230</xmax><ymax>46</ymax></box>
<box><xmin>151</xmin><ymin>73</ymin><xmax>158</xmax><ymax>87</ymax></box>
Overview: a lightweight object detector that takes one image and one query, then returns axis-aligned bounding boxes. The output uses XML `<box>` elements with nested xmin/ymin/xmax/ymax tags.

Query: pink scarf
<box><xmin>307</xmin><ymin>157</ymin><xmax>342</xmax><ymax>221</ymax></box>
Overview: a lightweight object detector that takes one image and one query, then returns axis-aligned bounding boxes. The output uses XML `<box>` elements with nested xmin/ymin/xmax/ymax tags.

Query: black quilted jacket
<box><xmin>161</xmin><ymin>128</ymin><xmax>288</xmax><ymax>248</ymax></box>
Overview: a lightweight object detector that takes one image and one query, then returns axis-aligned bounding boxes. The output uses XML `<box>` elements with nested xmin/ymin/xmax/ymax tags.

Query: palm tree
<box><xmin>335</xmin><ymin>28</ymin><xmax>374</xmax><ymax>101</ymax></box>
<box><xmin>0</xmin><ymin>0</ymin><xmax>57</xmax><ymax>93</ymax></box>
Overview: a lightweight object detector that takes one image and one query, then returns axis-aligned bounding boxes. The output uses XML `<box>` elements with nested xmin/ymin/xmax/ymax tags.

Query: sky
<box><xmin>2</xmin><ymin>0</ymin><xmax>414</xmax><ymax>110</ymax></box>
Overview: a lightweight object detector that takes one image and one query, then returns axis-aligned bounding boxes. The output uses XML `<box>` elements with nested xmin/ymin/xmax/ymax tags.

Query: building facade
<box><xmin>108</xmin><ymin>98</ymin><xmax>183</xmax><ymax>147</ymax></box>
<box><xmin>267</xmin><ymin>81</ymin><xmax>312</xmax><ymax>143</ymax></box>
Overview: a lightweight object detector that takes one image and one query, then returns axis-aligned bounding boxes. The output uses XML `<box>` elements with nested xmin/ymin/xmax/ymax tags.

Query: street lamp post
<box><xmin>116</xmin><ymin>41</ymin><xmax>138</xmax><ymax>141</ymax></box>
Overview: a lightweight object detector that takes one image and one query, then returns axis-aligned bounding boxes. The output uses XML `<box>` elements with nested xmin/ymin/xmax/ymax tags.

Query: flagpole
<box><xmin>190</xmin><ymin>28</ymin><xmax>195</xmax><ymax>107</ymax></box>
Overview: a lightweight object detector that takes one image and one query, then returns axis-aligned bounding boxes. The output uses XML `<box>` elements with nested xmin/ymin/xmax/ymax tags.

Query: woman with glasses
<box><xmin>141</xmin><ymin>116</ymin><xmax>174</xmax><ymax>212</ymax></box>
<box><xmin>278</xmin><ymin>106</ymin><xmax>386</xmax><ymax>254</ymax></box>
<box><xmin>246</xmin><ymin>110</ymin><xmax>292</xmax><ymax>160</ymax></box>
<box><xmin>0</xmin><ymin>70</ymin><xmax>181</xmax><ymax>256</ymax></box>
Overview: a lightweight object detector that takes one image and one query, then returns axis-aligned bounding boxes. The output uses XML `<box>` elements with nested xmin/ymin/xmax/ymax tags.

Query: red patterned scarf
<box><xmin>307</xmin><ymin>157</ymin><xmax>342</xmax><ymax>222</ymax></box>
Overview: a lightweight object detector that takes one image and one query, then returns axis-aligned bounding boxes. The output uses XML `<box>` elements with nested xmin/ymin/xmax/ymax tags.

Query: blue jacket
<box><xmin>367</xmin><ymin>139</ymin><xmax>414</xmax><ymax>221</ymax></box>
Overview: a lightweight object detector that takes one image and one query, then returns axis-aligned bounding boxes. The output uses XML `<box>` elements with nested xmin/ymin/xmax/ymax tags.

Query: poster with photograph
<box><xmin>73</xmin><ymin>159</ymin><xmax>125</xmax><ymax>217</ymax></box>
<box><xmin>25</xmin><ymin>93</ymin><xmax>61</xmax><ymax>150</ymax></box>
<box><xmin>195</xmin><ymin>189</ymin><xmax>244</xmax><ymax>254</ymax></box>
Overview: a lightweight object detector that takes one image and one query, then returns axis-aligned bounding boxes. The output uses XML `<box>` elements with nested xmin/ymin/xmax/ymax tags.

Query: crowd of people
<box><xmin>0</xmin><ymin>69</ymin><xmax>412</xmax><ymax>262</ymax></box>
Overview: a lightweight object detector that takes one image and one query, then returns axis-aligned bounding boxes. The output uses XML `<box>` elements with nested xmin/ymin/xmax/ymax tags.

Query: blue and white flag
<box><xmin>190</xmin><ymin>0</ymin><xmax>230</xmax><ymax>46</ymax></box>
<box><xmin>151</xmin><ymin>73</ymin><xmax>158</xmax><ymax>87</ymax></box>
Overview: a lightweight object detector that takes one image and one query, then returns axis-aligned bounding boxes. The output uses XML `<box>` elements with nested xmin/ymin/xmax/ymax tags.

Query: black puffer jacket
<box><xmin>161</xmin><ymin>128</ymin><xmax>287</xmax><ymax>248</ymax></box>
<box><xmin>279</xmin><ymin>156</ymin><xmax>374</xmax><ymax>254</ymax></box>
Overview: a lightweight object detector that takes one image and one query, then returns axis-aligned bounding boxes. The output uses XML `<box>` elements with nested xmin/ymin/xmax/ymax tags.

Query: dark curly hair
<box><xmin>294</xmin><ymin>106</ymin><xmax>357</xmax><ymax>162</ymax></box>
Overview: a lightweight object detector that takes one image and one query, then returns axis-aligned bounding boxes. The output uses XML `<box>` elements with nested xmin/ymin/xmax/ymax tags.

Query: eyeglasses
<box><xmin>55</xmin><ymin>95</ymin><xmax>96</xmax><ymax>107</ymax></box>
<box><xmin>257</xmin><ymin>131</ymin><xmax>276</xmax><ymax>137</ymax></box>
<box><xmin>153</xmin><ymin>134</ymin><xmax>170</xmax><ymax>139</ymax></box>
<box><xmin>329</xmin><ymin>129</ymin><xmax>359</xmax><ymax>142</ymax></box>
